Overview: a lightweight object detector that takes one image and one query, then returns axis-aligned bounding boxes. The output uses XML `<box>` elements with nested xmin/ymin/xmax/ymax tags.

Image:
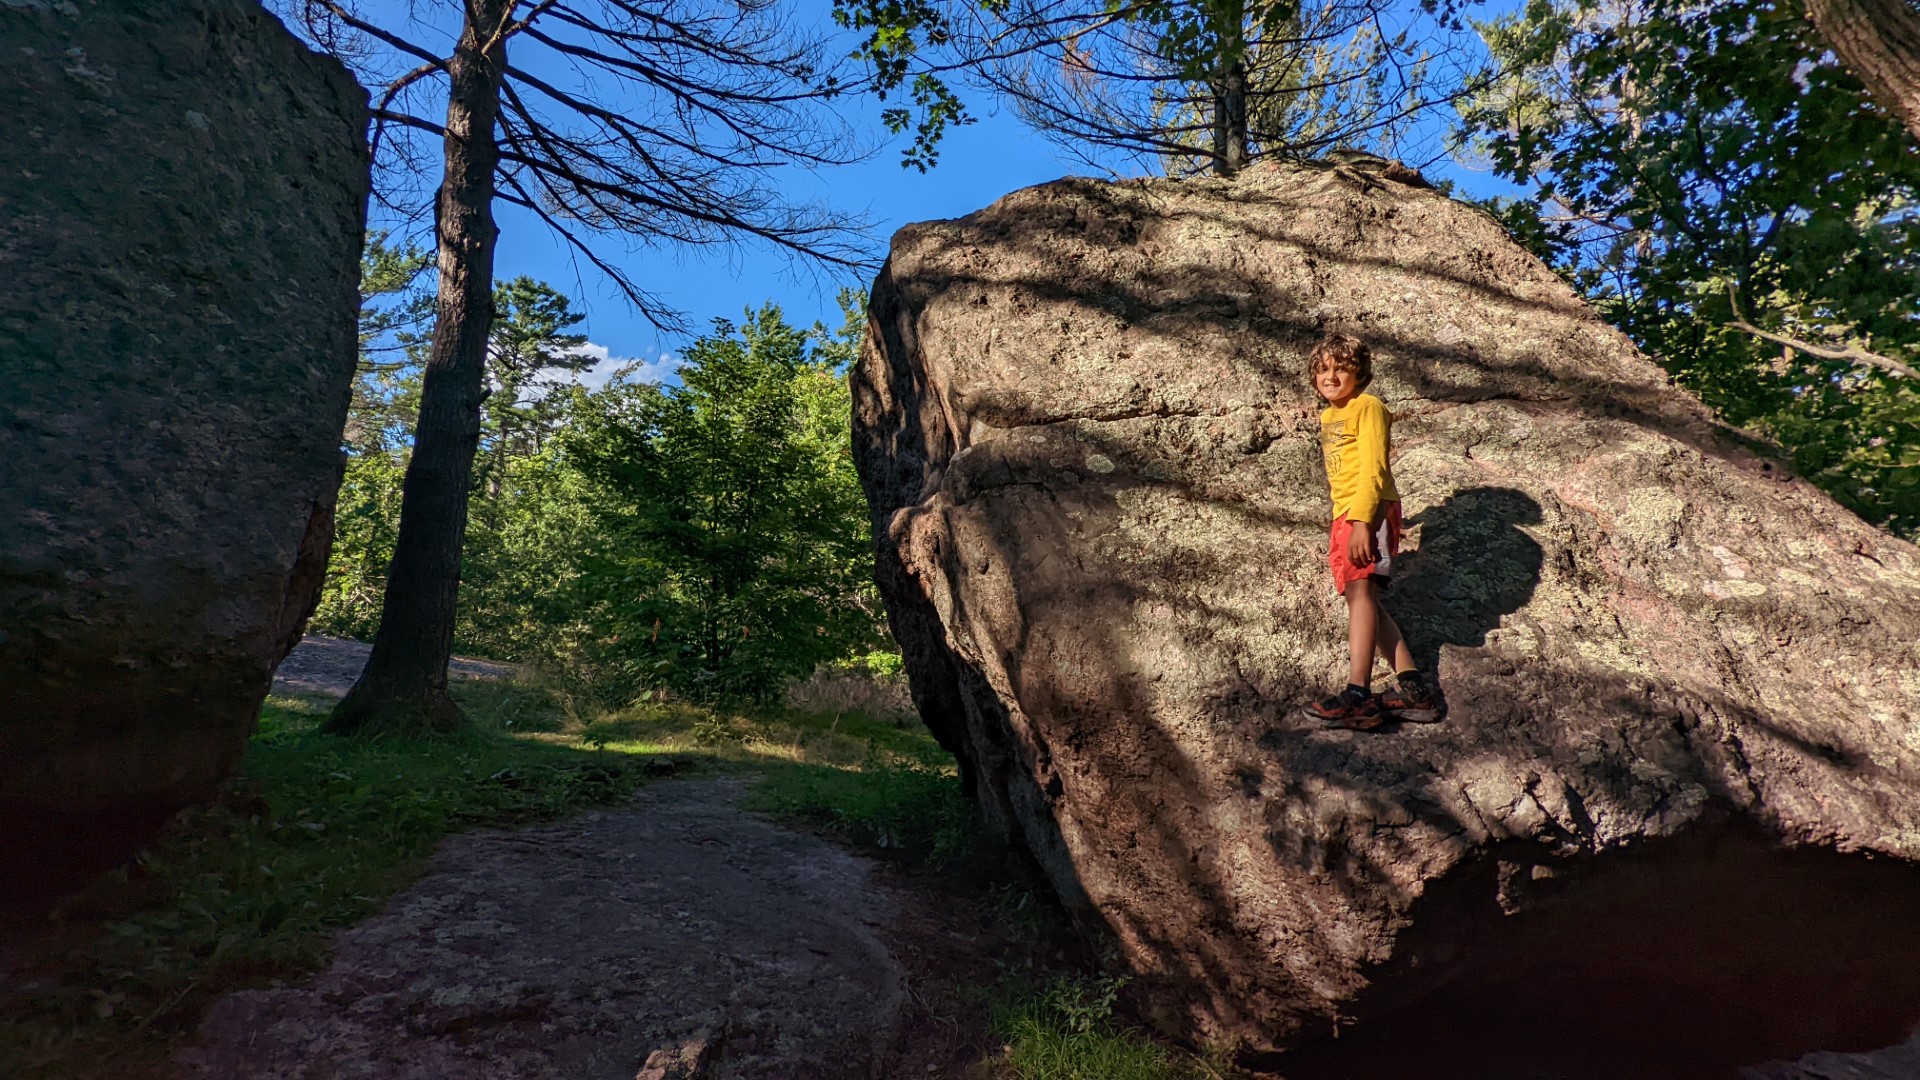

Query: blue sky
<box><xmin>493</xmin><ymin>100</ymin><xmax>1113</xmax><ymax>385</ymax></box>
<box><xmin>345</xmin><ymin>0</ymin><xmax>1517</xmax><ymax>385</ymax></box>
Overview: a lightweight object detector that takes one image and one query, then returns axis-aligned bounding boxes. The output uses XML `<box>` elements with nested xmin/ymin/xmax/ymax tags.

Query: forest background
<box><xmin>304</xmin><ymin>0</ymin><xmax>1919</xmax><ymax>710</ymax></box>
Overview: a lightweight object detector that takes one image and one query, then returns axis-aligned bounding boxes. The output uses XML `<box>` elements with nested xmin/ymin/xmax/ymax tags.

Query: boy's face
<box><xmin>1315</xmin><ymin>361</ymin><xmax>1361</xmax><ymax>407</ymax></box>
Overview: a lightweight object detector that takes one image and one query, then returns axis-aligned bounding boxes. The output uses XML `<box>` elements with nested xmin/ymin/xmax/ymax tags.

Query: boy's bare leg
<box><xmin>1373</xmin><ymin>603</ymin><xmax>1417</xmax><ymax>675</ymax></box>
<box><xmin>1344</xmin><ymin>579</ymin><xmax>1381</xmax><ymax>688</ymax></box>
<box><xmin>1348</xmin><ymin>579</ymin><xmax>1417</xmax><ymax>688</ymax></box>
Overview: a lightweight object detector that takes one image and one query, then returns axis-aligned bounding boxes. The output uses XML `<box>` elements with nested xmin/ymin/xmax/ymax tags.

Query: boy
<box><xmin>1301</xmin><ymin>332</ymin><xmax>1447</xmax><ymax>730</ymax></box>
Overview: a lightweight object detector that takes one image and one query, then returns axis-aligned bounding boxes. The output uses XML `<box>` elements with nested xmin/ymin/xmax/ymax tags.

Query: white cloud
<box><xmin>537</xmin><ymin>342</ymin><xmax>682</xmax><ymax>393</ymax></box>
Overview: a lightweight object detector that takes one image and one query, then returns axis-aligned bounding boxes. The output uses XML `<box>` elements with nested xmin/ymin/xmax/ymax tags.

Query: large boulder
<box><xmin>0</xmin><ymin>0</ymin><xmax>368</xmax><ymax>897</ymax></box>
<box><xmin>853</xmin><ymin>160</ymin><xmax>1920</xmax><ymax>1074</ymax></box>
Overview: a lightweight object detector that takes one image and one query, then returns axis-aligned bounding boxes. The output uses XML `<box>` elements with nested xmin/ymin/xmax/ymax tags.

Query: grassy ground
<box><xmin>995</xmin><ymin>976</ymin><xmax>1216</xmax><ymax>1080</ymax></box>
<box><xmin>1</xmin><ymin>678</ymin><xmax>1211</xmax><ymax>1080</ymax></box>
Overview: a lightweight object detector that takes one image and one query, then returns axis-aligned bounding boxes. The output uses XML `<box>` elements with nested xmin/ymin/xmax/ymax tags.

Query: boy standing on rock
<box><xmin>1301</xmin><ymin>332</ymin><xmax>1448</xmax><ymax>730</ymax></box>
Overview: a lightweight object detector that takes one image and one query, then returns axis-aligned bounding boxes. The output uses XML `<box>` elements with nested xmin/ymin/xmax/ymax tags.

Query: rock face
<box><xmin>853</xmin><ymin>160</ymin><xmax>1920</xmax><ymax>1073</ymax></box>
<box><xmin>0</xmin><ymin>1</ymin><xmax>369</xmax><ymax>896</ymax></box>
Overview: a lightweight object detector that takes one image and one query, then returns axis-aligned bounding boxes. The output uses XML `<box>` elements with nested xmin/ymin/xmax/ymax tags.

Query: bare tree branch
<box><xmin>1725</xmin><ymin>284</ymin><xmax>1917</xmax><ymax>380</ymax></box>
<box><xmin>947</xmin><ymin>0</ymin><xmax>1482</xmax><ymax>176</ymax></box>
<box><xmin>292</xmin><ymin>0</ymin><xmax>880</xmax><ymax>314</ymax></box>
<box><xmin>496</xmin><ymin>170</ymin><xmax>687</xmax><ymax>332</ymax></box>
<box><xmin>369</xmin><ymin>60</ymin><xmax>449</xmax><ymax>161</ymax></box>
<box><xmin>372</xmin><ymin>107</ymin><xmax>449</xmax><ymax>138</ymax></box>
<box><xmin>304</xmin><ymin>0</ymin><xmax>451</xmax><ymax>69</ymax></box>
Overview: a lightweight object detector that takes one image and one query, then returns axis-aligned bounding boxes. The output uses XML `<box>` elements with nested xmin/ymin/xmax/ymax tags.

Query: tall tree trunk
<box><xmin>1806</xmin><ymin>0</ymin><xmax>1920</xmax><ymax>144</ymax></box>
<box><xmin>1210</xmin><ymin>2</ymin><xmax>1251</xmax><ymax>176</ymax></box>
<box><xmin>1216</xmin><ymin>57</ymin><xmax>1250</xmax><ymax>175</ymax></box>
<box><xmin>329</xmin><ymin>3</ymin><xmax>510</xmax><ymax>736</ymax></box>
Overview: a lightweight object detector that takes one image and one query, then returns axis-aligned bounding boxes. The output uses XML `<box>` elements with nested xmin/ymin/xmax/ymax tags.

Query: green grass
<box><xmin>745</xmin><ymin>727</ymin><xmax>976</xmax><ymax>864</ymax></box>
<box><xmin>3</xmin><ymin>679</ymin><xmax>1206</xmax><ymax>1080</ymax></box>
<box><xmin>995</xmin><ymin>977</ymin><xmax>1210</xmax><ymax>1080</ymax></box>
<box><xmin>3</xmin><ymin>687</ymin><xmax>653</xmax><ymax>1078</ymax></box>
<box><xmin>571</xmin><ymin>695</ymin><xmax>979</xmax><ymax>863</ymax></box>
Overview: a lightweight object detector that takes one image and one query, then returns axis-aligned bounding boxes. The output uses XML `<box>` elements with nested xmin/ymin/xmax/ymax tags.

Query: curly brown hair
<box><xmin>1306</xmin><ymin>331</ymin><xmax>1373</xmax><ymax>402</ymax></box>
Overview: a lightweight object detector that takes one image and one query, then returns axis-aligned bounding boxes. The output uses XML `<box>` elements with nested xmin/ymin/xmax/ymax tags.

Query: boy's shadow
<box><xmin>1388</xmin><ymin>485</ymin><xmax>1545</xmax><ymax>676</ymax></box>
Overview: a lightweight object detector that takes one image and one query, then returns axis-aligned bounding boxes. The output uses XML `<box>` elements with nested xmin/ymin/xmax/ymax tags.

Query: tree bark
<box><xmin>329</xmin><ymin>2</ymin><xmax>510</xmax><ymax>736</ymax></box>
<box><xmin>1805</xmin><ymin>0</ymin><xmax>1920</xmax><ymax>145</ymax></box>
<box><xmin>1210</xmin><ymin>2</ymin><xmax>1251</xmax><ymax>176</ymax></box>
<box><xmin>1212</xmin><ymin>58</ymin><xmax>1251</xmax><ymax>175</ymax></box>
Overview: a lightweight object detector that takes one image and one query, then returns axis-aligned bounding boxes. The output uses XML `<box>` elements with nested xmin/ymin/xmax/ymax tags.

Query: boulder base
<box><xmin>0</xmin><ymin>0</ymin><xmax>369</xmax><ymax>897</ymax></box>
<box><xmin>852</xmin><ymin>161</ymin><xmax>1920</xmax><ymax>1072</ymax></box>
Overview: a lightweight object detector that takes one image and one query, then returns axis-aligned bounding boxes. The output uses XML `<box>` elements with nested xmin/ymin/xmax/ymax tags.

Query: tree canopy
<box><xmin>315</xmin><ymin>279</ymin><xmax>886</xmax><ymax>707</ymax></box>
<box><xmin>1457</xmin><ymin>0</ymin><xmax>1919</xmax><ymax>535</ymax></box>
<box><xmin>561</xmin><ymin>301</ymin><xmax>881</xmax><ymax>702</ymax></box>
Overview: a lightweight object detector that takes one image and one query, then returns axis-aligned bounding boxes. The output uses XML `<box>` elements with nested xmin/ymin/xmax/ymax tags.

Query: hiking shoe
<box><xmin>1379</xmin><ymin>676</ymin><xmax>1448</xmax><ymax>723</ymax></box>
<box><xmin>1304</xmin><ymin>690</ymin><xmax>1385</xmax><ymax>731</ymax></box>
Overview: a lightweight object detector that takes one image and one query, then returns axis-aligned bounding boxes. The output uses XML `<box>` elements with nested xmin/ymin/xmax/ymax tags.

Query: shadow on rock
<box><xmin>1389</xmin><ymin>485</ymin><xmax>1545</xmax><ymax>675</ymax></box>
<box><xmin>1269</xmin><ymin>822</ymin><xmax>1920</xmax><ymax>1080</ymax></box>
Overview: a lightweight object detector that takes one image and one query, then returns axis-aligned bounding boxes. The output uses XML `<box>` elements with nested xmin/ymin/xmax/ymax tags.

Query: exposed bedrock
<box><xmin>851</xmin><ymin>160</ymin><xmax>1920</xmax><ymax>1074</ymax></box>
<box><xmin>0</xmin><ymin>0</ymin><xmax>369</xmax><ymax>898</ymax></box>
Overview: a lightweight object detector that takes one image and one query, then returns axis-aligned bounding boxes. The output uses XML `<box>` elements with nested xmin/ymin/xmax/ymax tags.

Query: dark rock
<box><xmin>0</xmin><ymin>0</ymin><xmax>369</xmax><ymax>898</ymax></box>
<box><xmin>635</xmin><ymin>1027</ymin><xmax>716</xmax><ymax>1080</ymax></box>
<box><xmin>852</xmin><ymin>165</ymin><xmax>1920</xmax><ymax>1072</ymax></box>
<box><xmin>1746</xmin><ymin>1028</ymin><xmax>1920</xmax><ymax>1080</ymax></box>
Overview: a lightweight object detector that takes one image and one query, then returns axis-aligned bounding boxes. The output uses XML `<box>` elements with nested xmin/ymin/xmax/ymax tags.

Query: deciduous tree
<box><xmin>1456</xmin><ymin>0</ymin><xmax>1920</xmax><ymax>535</ymax></box>
<box><xmin>562</xmin><ymin>302</ymin><xmax>882</xmax><ymax>703</ymax></box>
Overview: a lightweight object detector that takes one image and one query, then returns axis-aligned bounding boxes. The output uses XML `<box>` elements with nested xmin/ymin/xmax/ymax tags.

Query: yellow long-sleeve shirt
<box><xmin>1319</xmin><ymin>392</ymin><xmax>1399</xmax><ymax>524</ymax></box>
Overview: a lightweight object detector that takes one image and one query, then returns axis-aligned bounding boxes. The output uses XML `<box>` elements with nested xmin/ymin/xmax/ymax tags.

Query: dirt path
<box><xmin>177</xmin><ymin>776</ymin><xmax>907</xmax><ymax>1080</ymax></box>
<box><xmin>271</xmin><ymin>635</ymin><xmax>516</xmax><ymax>698</ymax></box>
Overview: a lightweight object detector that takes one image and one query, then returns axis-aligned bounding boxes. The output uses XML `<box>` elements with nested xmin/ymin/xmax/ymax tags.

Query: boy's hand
<box><xmin>1347</xmin><ymin>524</ymin><xmax>1377</xmax><ymax>567</ymax></box>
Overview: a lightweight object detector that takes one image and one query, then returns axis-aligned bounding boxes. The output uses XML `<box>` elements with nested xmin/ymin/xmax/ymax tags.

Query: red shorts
<box><xmin>1330</xmin><ymin>502</ymin><xmax>1402</xmax><ymax>594</ymax></box>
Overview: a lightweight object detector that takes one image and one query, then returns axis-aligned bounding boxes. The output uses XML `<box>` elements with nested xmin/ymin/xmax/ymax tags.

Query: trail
<box><xmin>177</xmin><ymin>776</ymin><xmax>907</xmax><ymax>1080</ymax></box>
<box><xmin>271</xmin><ymin>634</ymin><xmax>515</xmax><ymax>699</ymax></box>
<box><xmin>171</xmin><ymin>639</ymin><xmax>952</xmax><ymax>1079</ymax></box>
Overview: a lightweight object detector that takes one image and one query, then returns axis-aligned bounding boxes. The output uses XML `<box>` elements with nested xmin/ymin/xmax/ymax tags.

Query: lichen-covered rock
<box><xmin>0</xmin><ymin>0</ymin><xmax>368</xmax><ymax>895</ymax></box>
<box><xmin>853</xmin><ymin>161</ymin><xmax>1920</xmax><ymax>1072</ymax></box>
